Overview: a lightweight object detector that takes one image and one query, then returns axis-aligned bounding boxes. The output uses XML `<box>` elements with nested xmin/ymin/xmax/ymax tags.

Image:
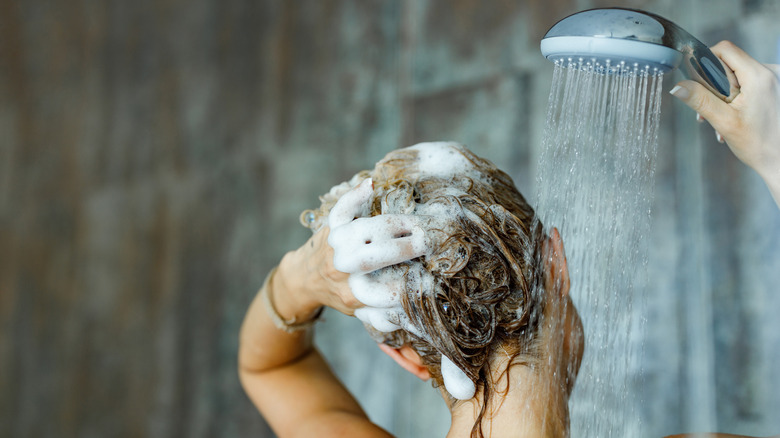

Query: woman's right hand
<box><xmin>669</xmin><ymin>41</ymin><xmax>780</xmax><ymax>207</ymax></box>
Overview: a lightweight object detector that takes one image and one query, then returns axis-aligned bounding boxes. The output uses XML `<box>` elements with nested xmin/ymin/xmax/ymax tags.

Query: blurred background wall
<box><xmin>1</xmin><ymin>0</ymin><xmax>779</xmax><ymax>437</ymax></box>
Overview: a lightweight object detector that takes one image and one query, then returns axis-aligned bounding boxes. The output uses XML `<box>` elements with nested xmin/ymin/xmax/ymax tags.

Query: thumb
<box><xmin>669</xmin><ymin>80</ymin><xmax>734</xmax><ymax>128</ymax></box>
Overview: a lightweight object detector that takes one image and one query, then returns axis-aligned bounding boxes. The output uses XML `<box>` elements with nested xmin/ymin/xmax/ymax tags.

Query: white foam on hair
<box><xmin>349</xmin><ymin>272</ymin><xmax>403</xmax><ymax>308</ymax></box>
<box><xmin>354</xmin><ymin>307</ymin><xmax>402</xmax><ymax>333</ymax></box>
<box><xmin>324</xmin><ymin>142</ymin><xmax>492</xmax><ymax>401</ymax></box>
<box><xmin>407</xmin><ymin>142</ymin><xmax>475</xmax><ymax>179</ymax></box>
<box><xmin>330</xmin><ymin>216</ymin><xmax>430</xmax><ymax>274</ymax></box>
<box><xmin>441</xmin><ymin>355</ymin><xmax>476</xmax><ymax>400</ymax></box>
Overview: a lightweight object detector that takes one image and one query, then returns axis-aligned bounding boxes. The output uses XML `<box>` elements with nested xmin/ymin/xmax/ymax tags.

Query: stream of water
<box><xmin>534</xmin><ymin>60</ymin><xmax>665</xmax><ymax>436</ymax></box>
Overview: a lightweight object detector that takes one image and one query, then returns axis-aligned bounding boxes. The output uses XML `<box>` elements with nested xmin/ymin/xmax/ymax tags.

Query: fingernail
<box><xmin>669</xmin><ymin>85</ymin><xmax>690</xmax><ymax>99</ymax></box>
<box><xmin>696</xmin><ymin>113</ymin><xmax>704</xmax><ymax>123</ymax></box>
<box><xmin>716</xmin><ymin>132</ymin><xmax>724</xmax><ymax>143</ymax></box>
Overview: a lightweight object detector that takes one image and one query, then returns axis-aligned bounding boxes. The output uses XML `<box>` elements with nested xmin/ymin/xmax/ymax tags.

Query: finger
<box><xmin>329</xmin><ymin>215</ymin><xmax>417</xmax><ymax>254</ymax></box>
<box><xmin>328</xmin><ymin>178</ymin><xmax>373</xmax><ymax>229</ymax></box>
<box><xmin>329</xmin><ymin>215</ymin><xmax>434</xmax><ymax>273</ymax></box>
<box><xmin>670</xmin><ymin>80</ymin><xmax>735</xmax><ymax>130</ymax></box>
<box><xmin>337</xmin><ymin>233</ymin><xmax>427</xmax><ymax>273</ymax></box>
<box><xmin>360</xmin><ymin>304</ymin><xmax>428</xmax><ymax>340</ymax></box>
<box><xmin>710</xmin><ymin>40</ymin><xmax>764</xmax><ymax>78</ymax></box>
<box><xmin>354</xmin><ymin>307</ymin><xmax>402</xmax><ymax>333</ymax></box>
<box><xmin>333</xmin><ymin>236</ymin><xmax>427</xmax><ymax>273</ymax></box>
<box><xmin>354</xmin><ymin>214</ymin><xmax>437</xmax><ymax>242</ymax></box>
<box><xmin>348</xmin><ymin>273</ymin><xmax>403</xmax><ymax>307</ymax></box>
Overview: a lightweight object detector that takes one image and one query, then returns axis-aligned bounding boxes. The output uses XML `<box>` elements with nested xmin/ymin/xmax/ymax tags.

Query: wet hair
<box><xmin>302</xmin><ymin>143</ymin><xmax>548</xmax><ymax>438</ymax></box>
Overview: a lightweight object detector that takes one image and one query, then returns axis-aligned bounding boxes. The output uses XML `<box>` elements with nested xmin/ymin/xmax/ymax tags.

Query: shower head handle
<box><xmin>634</xmin><ymin>8</ymin><xmax>740</xmax><ymax>102</ymax></box>
<box><xmin>542</xmin><ymin>8</ymin><xmax>740</xmax><ymax>102</ymax></box>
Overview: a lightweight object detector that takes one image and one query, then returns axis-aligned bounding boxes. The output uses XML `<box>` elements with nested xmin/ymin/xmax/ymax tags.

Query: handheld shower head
<box><xmin>541</xmin><ymin>8</ymin><xmax>740</xmax><ymax>102</ymax></box>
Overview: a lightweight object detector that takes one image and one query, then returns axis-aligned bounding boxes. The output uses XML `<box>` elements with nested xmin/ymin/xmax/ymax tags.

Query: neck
<box><xmin>445</xmin><ymin>361</ymin><xmax>569</xmax><ymax>438</ymax></box>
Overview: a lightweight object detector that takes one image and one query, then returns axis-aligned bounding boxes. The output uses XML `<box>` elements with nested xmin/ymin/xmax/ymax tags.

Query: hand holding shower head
<box><xmin>541</xmin><ymin>8</ymin><xmax>740</xmax><ymax>102</ymax></box>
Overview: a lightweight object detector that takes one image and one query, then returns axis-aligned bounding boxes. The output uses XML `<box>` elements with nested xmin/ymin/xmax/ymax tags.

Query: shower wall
<box><xmin>1</xmin><ymin>0</ymin><xmax>778</xmax><ymax>437</ymax></box>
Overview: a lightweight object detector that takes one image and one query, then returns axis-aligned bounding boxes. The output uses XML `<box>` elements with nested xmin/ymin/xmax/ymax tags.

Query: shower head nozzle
<box><xmin>540</xmin><ymin>8</ymin><xmax>740</xmax><ymax>102</ymax></box>
<box><xmin>541</xmin><ymin>36</ymin><xmax>682</xmax><ymax>73</ymax></box>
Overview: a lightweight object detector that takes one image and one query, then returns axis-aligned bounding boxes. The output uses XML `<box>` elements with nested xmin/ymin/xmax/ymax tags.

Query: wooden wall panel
<box><xmin>1</xmin><ymin>0</ymin><xmax>778</xmax><ymax>437</ymax></box>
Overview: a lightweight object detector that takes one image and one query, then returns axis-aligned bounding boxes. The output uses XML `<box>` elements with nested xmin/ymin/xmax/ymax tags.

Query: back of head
<box><xmin>369</xmin><ymin>143</ymin><xmax>547</xmax><ymax>379</ymax></box>
<box><xmin>302</xmin><ymin>142</ymin><xmax>550</xmax><ymax>433</ymax></box>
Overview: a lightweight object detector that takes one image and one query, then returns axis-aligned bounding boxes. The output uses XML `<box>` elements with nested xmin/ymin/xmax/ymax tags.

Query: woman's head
<box><xmin>302</xmin><ymin>142</ymin><xmax>583</xmax><ymax>434</ymax></box>
<box><xmin>366</xmin><ymin>143</ymin><xmax>547</xmax><ymax>376</ymax></box>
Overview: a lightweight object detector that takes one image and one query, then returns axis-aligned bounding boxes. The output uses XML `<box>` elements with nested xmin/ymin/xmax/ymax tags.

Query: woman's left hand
<box><xmin>275</xmin><ymin>227</ymin><xmax>362</xmax><ymax>318</ymax></box>
<box><xmin>275</xmin><ymin>177</ymin><xmax>437</xmax><ymax>319</ymax></box>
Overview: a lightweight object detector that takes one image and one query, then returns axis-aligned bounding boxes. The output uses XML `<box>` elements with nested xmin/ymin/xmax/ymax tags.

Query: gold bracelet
<box><xmin>260</xmin><ymin>266</ymin><xmax>324</xmax><ymax>333</ymax></box>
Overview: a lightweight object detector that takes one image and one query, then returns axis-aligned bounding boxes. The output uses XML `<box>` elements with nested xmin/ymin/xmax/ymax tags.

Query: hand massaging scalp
<box><xmin>320</xmin><ymin>142</ymin><xmax>481</xmax><ymax>400</ymax></box>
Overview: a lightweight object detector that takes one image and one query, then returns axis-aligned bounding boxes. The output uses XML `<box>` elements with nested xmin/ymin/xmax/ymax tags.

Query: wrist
<box><xmin>754</xmin><ymin>159</ymin><xmax>780</xmax><ymax>185</ymax></box>
<box><xmin>750</xmin><ymin>162</ymin><xmax>780</xmax><ymax>209</ymax></box>
<box><xmin>274</xmin><ymin>253</ymin><xmax>324</xmax><ymax>321</ymax></box>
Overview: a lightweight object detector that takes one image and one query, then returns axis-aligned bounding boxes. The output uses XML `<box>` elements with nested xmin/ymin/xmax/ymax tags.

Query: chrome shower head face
<box><xmin>540</xmin><ymin>8</ymin><xmax>740</xmax><ymax>101</ymax></box>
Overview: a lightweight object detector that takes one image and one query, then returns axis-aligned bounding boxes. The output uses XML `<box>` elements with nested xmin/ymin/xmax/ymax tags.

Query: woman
<box><xmin>238</xmin><ymin>142</ymin><xmax>584</xmax><ymax>437</ymax></box>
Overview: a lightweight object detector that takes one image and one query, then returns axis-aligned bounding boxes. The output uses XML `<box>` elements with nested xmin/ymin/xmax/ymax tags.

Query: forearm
<box><xmin>241</xmin><ymin>347</ymin><xmax>386</xmax><ymax>438</ymax></box>
<box><xmin>756</xmin><ymin>166</ymin><xmax>780</xmax><ymax>209</ymax></box>
<box><xmin>238</xmin><ymin>252</ymin><xmax>385</xmax><ymax>437</ymax></box>
<box><xmin>238</xmin><ymin>252</ymin><xmax>323</xmax><ymax>375</ymax></box>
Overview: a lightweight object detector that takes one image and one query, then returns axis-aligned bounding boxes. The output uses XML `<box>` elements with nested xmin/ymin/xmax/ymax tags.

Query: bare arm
<box><xmin>670</xmin><ymin>41</ymin><xmax>780</xmax><ymax>208</ymax></box>
<box><xmin>238</xmin><ymin>229</ymin><xmax>392</xmax><ymax>438</ymax></box>
<box><xmin>239</xmin><ymin>177</ymin><xmax>446</xmax><ymax>436</ymax></box>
